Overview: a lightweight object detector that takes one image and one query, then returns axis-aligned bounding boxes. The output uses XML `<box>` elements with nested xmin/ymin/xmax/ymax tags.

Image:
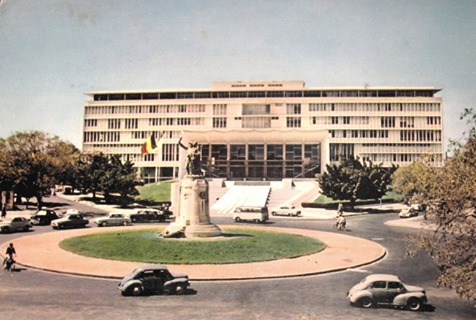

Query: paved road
<box><xmin>0</xmin><ymin>197</ymin><xmax>474</xmax><ymax>320</ymax></box>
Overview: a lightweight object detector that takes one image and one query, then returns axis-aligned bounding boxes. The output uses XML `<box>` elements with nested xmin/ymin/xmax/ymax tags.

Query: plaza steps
<box><xmin>209</xmin><ymin>179</ymin><xmax>320</xmax><ymax>215</ymax></box>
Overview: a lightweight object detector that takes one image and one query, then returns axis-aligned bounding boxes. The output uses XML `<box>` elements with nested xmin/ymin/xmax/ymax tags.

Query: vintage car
<box><xmin>118</xmin><ymin>264</ymin><xmax>190</xmax><ymax>296</ymax></box>
<box><xmin>0</xmin><ymin>216</ymin><xmax>33</xmax><ymax>233</ymax></box>
<box><xmin>95</xmin><ymin>212</ymin><xmax>131</xmax><ymax>227</ymax></box>
<box><xmin>51</xmin><ymin>212</ymin><xmax>89</xmax><ymax>229</ymax></box>
<box><xmin>30</xmin><ymin>209</ymin><xmax>60</xmax><ymax>225</ymax></box>
<box><xmin>347</xmin><ymin>274</ymin><xmax>428</xmax><ymax>311</ymax></box>
<box><xmin>399</xmin><ymin>204</ymin><xmax>426</xmax><ymax>218</ymax></box>
<box><xmin>271</xmin><ymin>205</ymin><xmax>301</xmax><ymax>216</ymax></box>
<box><xmin>128</xmin><ymin>209</ymin><xmax>167</xmax><ymax>223</ymax></box>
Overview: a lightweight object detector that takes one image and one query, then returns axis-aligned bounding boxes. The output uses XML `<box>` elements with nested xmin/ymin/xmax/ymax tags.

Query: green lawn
<box><xmin>135</xmin><ymin>180</ymin><xmax>175</xmax><ymax>202</ymax></box>
<box><xmin>60</xmin><ymin>227</ymin><xmax>325</xmax><ymax>264</ymax></box>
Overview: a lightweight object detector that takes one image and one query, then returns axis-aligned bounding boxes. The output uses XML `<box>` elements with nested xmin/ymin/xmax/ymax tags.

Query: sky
<box><xmin>0</xmin><ymin>0</ymin><xmax>475</xmax><ymax>150</ymax></box>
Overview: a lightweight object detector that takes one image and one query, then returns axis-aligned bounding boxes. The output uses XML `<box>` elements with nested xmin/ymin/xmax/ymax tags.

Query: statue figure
<box><xmin>178</xmin><ymin>137</ymin><xmax>202</xmax><ymax>176</ymax></box>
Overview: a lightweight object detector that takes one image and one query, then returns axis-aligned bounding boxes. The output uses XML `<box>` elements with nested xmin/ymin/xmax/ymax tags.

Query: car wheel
<box><xmin>407</xmin><ymin>297</ymin><xmax>422</xmax><ymax>311</ymax></box>
<box><xmin>234</xmin><ymin>217</ymin><xmax>241</xmax><ymax>222</ymax></box>
<box><xmin>271</xmin><ymin>211</ymin><xmax>277</xmax><ymax>216</ymax></box>
<box><xmin>23</xmin><ymin>226</ymin><xmax>30</xmax><ymax>231</ymax></box>
<box><xmin>358</xmin><ymin>296</ymin><xmax>373</xmax><ymax>308</ymax></box>
<box><xmin>1</xmin><ymin>226</ymin><xmax>9</xmax><ymax>233</ymax></box>
<box><xmin>129</xmin><ymin>284</ymin><xmax>143</xmax><ymax>296</ymax></box>
<box><xmin>101</xmin><ymin>222</ymin><xmax>107</xmax><ymax>227</ymax></box>
<box><xmin>174</xmin><ymin>283</ymin><xmax>186</xmax><ymax>295</ymax></box>
<box><xmin>122</xmin><ymin>221</ymin><xmax>128</xmax><ymax>226</ymax></box>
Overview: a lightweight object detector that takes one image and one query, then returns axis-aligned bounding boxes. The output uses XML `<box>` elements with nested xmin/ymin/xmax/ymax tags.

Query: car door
<box><xmin>110</xmin><ymin>214</ymin><xmax>121</xmax><ymax>225</ymax></box>
<box><xmin>387</xmin><ymin>281</ymin><xmax>404</xmax><ymax>303</ymax></box>
<box><xmin>11</xmin><ymin>217</ymin><xmax>23</xmax><ymax>231</ymax></box>
<box><xmin>369</xmin><ymin>281</ymin><xmax>388</xmax><ymax>303</ymax></box>
<box><xmin>141</xmin><ymin>270</ymin><xmax>157</xmax><ymax>292</ymax></box>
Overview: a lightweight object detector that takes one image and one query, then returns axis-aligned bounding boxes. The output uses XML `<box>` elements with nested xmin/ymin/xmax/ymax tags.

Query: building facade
<box><xmin>83</xmin><ymin>81</ymin><xmax>444</xmax><ymax>183</ymax></box>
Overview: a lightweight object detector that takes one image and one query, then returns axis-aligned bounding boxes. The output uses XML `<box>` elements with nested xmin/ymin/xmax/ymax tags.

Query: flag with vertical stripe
<box><xmin>141</xmin><ymin>133</ymin><xmax>158</xmax><ymax>155</ymax></box>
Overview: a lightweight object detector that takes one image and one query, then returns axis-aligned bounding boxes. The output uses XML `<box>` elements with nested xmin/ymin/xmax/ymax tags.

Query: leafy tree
<box><xmin>409</xmin><ymin>116</ymin><xmax>476</xmax><ymax>301</ymax></box>
<box><xmin>75</xmin><ymin>152</ymin><xmax>141</xmax><ymax>204</ymax></box>
<box><xmin>391</xmin><ymin>156</ymin><xmax>438</xmax><ymax>204</ymax></box>
<box><xmin>318</xmin><ymin>156</ymin><xmax>395</xmax><ymax>208</ymax></box>
<box><xmin>100</xmin><ymin>155</ymin><xmax>141</xmax><ymax>205</ymax></box>
<box><xmin>74</xmin><ymin>153</ymin><xmax>109</xmax><ymax>199</ymax></box>
<box><xmin>0</xmin><ymin>131</ymin><xmax>80</xmax><ymax>209</ymax></box>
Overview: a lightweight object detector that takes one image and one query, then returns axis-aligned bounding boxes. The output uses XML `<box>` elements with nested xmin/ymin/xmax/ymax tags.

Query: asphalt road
<box><xmin>0</xmin><ymin>197</ymin><xmax>474</xmax><ymax>320</ymax></box>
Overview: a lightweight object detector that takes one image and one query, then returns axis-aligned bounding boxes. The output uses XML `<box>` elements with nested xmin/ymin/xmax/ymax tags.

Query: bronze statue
<box><xmin>178</xmin><ymin>137</ymin><xmax>202</xmax><ymax>176</ymax></box>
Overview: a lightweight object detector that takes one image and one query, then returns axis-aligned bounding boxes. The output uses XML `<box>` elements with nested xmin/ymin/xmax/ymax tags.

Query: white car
<box><xmin>95</xmin><ymin>212</ymin><xmax>131</xmax><ymax>227</ymax></box>
<box><xmin>347</xmin><ymin>274</ymin><xmax>428</xmax><ymax>311</ymax></box>
<box><xmin>0</xmin><ymin>216</ymin><xmax>33</xmax><ymax>233</ymax></box>
<box><xmin>271</xmin><ymin>205</ymin><xmax>301</xmax><ymax>217</ymax></box>
<box><xmin>399</xmin><ymin>204</ymin><xmax>425</xmax><ymax>218</ymax></box>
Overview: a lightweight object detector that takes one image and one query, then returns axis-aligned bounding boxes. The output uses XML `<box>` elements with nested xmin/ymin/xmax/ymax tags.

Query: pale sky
<box><xmin>1</xmin><ymin>0</ymin><xmax>475</xmax><ymax>150</ymax></box>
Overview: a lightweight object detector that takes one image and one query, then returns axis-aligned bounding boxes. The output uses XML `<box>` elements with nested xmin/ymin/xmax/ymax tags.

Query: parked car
<box><xmin>118</xmin><ymin>264</ymin><xmax>190</xmax><ymax>296</ymax></box>
<box><xmin>51</xmin><ymin>213</ymin><xmax>89</xmax><ymax>229</ymax></box>
<box><xmin>399</xmin><ymin>204</ymin><xmax>425</xmax><ymax>218</ymax></box>
<box><xmin>233</xmin><ymin>206</ymin><xmax>269</xmax><ymax>223</ymax></box>
<box><xmin>347</xmin><ymin>274</ymin><xmax>428</xmax><ymax>311</ymax></box>
<box><xmin>128</xmin><ymin>209</ymin><xmax>167</xmax><ymax>223</ymax></box>
<box><xmin>95</xmin><ymin>212</ymin><xmax>131</xmax><ymax>227</ymax></box>
<box><xmin>30</xmin><ymin>209</ymin><xmax>60</xmax><ymax>225</ymax></box>
<box><xmin>0</xmin><ymin>217</ymin><xmax>33</xmax><ymax>233</ymax></box>
<box><xmin>271</xmin><ymin>205</ymin><xmax>301</xmax><ymax>216</ymax></box>
<box><xmin>156</xmin><ymin>206</ymin><xmax>173</xmax><ymax>218</ymax></box>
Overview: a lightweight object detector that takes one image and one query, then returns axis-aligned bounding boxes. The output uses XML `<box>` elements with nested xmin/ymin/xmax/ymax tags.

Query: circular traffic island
<box><xmin>60</xmin><ymin>227</ymin><xmax>326</xmax><ymax>264</ymax></box>
<box><xmin>4</xmin><ymin>225</ymin><xmax>386</xmax><ymax>280</ymax></box>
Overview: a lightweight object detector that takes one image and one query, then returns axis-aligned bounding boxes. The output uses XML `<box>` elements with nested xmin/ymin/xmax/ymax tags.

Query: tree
<box><xmin>318</xmin><ymin>156</ymin><xmax>395</xmax><ymax>208</ymax></box>
<box><xmin>409</xmin><ymin>109</ymin><xmax>476</xmax><ymax>301</ymax></box>
<box><xmin>75</xmin><ymin>152</ymin><xmax>141</xmax><ymax>204</ymax></box>
<box><xmin>100</xmin><ymin>155</ymin><xmax>141</xmax><ymax>205</ymax></box>
<box><xmin>391</xmin><ymin>156</ymin><xmax>438</xmax><ymax>204</ymax></box>
<box><xmin>0</xmin><ymin>131</ymin><xmax>80</xmax><ymax>209</ymax></box>
<box><xmin>74</xmin><ymin>152</ymin><xmax>109</xmax><ymax>199</ymax></box>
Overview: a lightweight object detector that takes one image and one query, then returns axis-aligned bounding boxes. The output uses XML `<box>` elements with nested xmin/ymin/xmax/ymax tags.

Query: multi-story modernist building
<box><xmin>83</xmin><ymin>81</ymin><xmax>443</xmax><ymax>183</ymax></box>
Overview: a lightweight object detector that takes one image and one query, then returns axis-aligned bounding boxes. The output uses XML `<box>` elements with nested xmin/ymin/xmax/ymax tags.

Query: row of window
<box><xmin>85</xmin><ymin>102</ymin><xmax>441</xmax><ymax>117</ymax></box>
<box><xmin>92</xmin><ymin>89</ymin><xmax>437</xmax><ymax>101</ymax></box>
<box><xmin>85</xmin><ymin>104</ymin><xmax>206</xmax><ymax>115</ymax></box>
<box><xmin>309</xmin><ymin>103</ymin><xmax>440</xmax><ymax>113</ymax></box>
<box><xmin>85</xmin><ymin>115</ymin><xmax>442</xmax><ymax>131</ymax></box>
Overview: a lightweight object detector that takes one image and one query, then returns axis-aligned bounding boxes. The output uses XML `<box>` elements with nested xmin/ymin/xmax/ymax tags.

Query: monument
<box><xmin>163</xmin><ymin>138</ymin><xmax>222</xmax><ymax>238</ymax></box>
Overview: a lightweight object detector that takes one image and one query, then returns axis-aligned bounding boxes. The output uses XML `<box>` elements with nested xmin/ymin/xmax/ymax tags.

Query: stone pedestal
<box><xmin>164</xmin><ymin>175</ymin><xmax>222</xmax><ymax>238</ymax></box>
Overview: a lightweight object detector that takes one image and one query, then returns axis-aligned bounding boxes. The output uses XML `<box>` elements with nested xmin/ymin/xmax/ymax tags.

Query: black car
<box><xmin>128</xmin><ymin>209</ymin><xmax>167</xmax><ymax>223</ymax></box>
<box><xmin>30</xmin><ymin>209</ymin><xmax>60</xmax><ymax>225</ymax></box>
<box><xmin>118</xmin><ymin>264</ymin><xmax>190</xmax><ymax>296</ymax></box>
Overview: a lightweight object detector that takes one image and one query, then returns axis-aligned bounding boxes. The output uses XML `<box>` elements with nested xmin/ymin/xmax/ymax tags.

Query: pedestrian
<box><xmin>6</xmin><ymin>243</ymin><xmax>16</xmax><ymax>260</ymax></box>
<box><xmin>3</xmin><ymin>242</ymin><xmax>16</xmax><ymax>271</ymax></box>
<box><xmin>337</xmin><ymin>203</ymin><xmax>344</xmax><ymax>215</ymax></box>
<box><xmin>1</xmin><ymin>204</ymin><xmax>6</xmax><ymax>219</ymax></box>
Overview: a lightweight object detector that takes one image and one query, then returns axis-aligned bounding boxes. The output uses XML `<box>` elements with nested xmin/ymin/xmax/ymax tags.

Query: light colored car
<box><xmin>271</xmin><ymin>205</ymin><xmax>301</xmax><ymax>216</ymax></box>
<box><xmin>399</xmin><ymin>204</ymin><xmax>425</xmax><ymax>218</ymax></box>
<box><xmin>347</xmin><ymin>274</ymin><xmax>427</xmax><ymax>311</ymax></box>
<box><xmin>95</xmin><ymin>212</ymin><xmax>131</xmax><ymax>227</ymax></box>
<box><xmin>51</xmin><ymin>213</ymin><xmax>89</xmax><ymax>229</ymax></box>
<box><xmin>0</xmin><ymin>217</ymin><xmax>33</xmax><ymax>233</ymax></box>
<box><xmin>233</xmin><ymin>206</ymin><xmax>269</xmax><ymax>223</ymax></box>
<box><xmin>118</xmin><ymin>264</ymin><xmax>190</xmax><ymax>296</ymax></box>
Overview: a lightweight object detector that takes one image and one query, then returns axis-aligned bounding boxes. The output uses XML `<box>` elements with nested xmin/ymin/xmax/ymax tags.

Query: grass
<box><xmin>59</xmin><ymin>227</ymin><xmax>325</xmax><ymax>264</ymax></box>
<box><xmin>135</xmin><ymin>180</ymin><xmax>175</xmax><ymax>202</ymax></box>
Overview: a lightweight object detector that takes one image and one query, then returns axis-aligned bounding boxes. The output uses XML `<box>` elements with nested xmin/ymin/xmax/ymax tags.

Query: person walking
<box><xmin>4</xmin><ymin>242</ymin><xmax>16</xmax><ymax>271</ymax></box>
<box><xmin>1</xmin><ymin>204</ymin><xmax>6</xmax><ymax>219</ymax></box>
